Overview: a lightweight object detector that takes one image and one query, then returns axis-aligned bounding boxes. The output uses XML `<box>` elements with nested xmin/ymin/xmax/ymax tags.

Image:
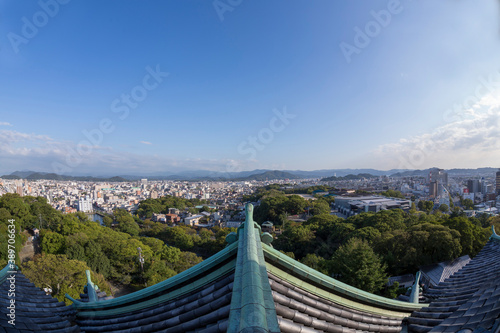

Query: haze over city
<box><xmin>1</xmin><ymin>0</ymin><xmax>500</xmax><ymax>175</ymax></box>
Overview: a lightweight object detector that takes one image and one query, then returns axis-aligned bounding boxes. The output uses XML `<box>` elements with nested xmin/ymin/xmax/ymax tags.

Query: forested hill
<box><xmin>236</xmin><ymin>170</ymin><xmax>300</xmax><ymax>181</ymax></box>
<box><xmin>1</xmin><ymin>170</ymin><xmax>300</xmax><ymax>182</ymax></box>
<box><xmin>320</xmin><ymin>173</ymin><xmax>377</xmax><ymax>181</ymax></box>
<box><xmin>1</xmin><ymin>172</ymin><xmax>128</xmax><ymax>182</ymax></box>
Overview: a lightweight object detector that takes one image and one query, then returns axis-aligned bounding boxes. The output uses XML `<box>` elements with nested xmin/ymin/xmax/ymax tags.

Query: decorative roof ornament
<box><xmin>490</xmin><ymin>225</ymin><xmax>500</xmax><ymax>242</ymax></box>
<box><xmin>409</xmin><ymin>271</ymin><xmax>421</xmax><ymax>304</ymax></box>
<box><xmin>85</xmin><ymin>270</ymin><xmax>98</xmax><ymax>303</ymax></box>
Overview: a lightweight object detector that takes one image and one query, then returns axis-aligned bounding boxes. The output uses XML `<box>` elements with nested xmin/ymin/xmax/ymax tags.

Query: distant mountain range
<box><xmin>0</xmin><ymin>170</ymin><xmax>301</xmax><ymax>182</ymax></box>
<box><xmin>236</xmin><ymin>170</ymin><xmax>300</xmax><ymax>181</ymax></box>
<box><xmin>1</xmin><ymin>171</ymin><xmax>128</xmax><ymax>182</ymax></box>
<box><xmin>1</xmin><ymin>167</ymin><xmax>498</xmax><ymax>182</ymax></box>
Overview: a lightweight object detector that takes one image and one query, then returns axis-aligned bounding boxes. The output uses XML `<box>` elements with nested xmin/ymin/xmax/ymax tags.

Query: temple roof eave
<box><xmin>262</xmin><ymin>243</ymin><xmax>427</xmax><ymax>317</ymax></box>
<box><xmin>68</xmin><ymin>239</ymin><xmax>239</xmax><ymax>311</ymax></box>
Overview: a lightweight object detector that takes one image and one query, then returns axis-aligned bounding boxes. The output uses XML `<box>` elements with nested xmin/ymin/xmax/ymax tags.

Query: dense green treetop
<box><xmin>136</xmin><ymin>196</ymin><xmax>206</xmax><ymax>218</ymax></box>
<box><xmin>267</xmin><ymin>195</ymin><xmax>490</xmax><ymax>294</ymax></box>
<box><xmin>0</xmin><ymin>193</ymin><xmax>209</xmax><ymax>299</ymax></box>
<box><xmin>461</xmin><ymin>198</ymin><xmax>475</xmax><ymax>210</ymax></box>
<box><xmin>320</xmin><ymin>173</ymin><xmax>376</xmax><ymax>181</ymax></box>
<box><xmin>22</xmin><ymin>254</ymin><xmax>111</xmax><ymax>304</ymax></box>
<box><xmin>329</xmin><ymin>238</ymin><xmax>387</xmax><ymax>294</ymax></box>
<box><xmin>417</xmin><ymin>200</ymin><xmax>435</xmax><ymax>213</ymax></box>
<box><xmin>379</xmin><ymin>189</ymin><xmax>405</xmax><ymax>199</ymax></box>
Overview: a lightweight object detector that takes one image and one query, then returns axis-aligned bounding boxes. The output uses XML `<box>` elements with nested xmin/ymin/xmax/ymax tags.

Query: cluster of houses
<box><xmin>147</xmin><ymin>205</ymin><xmax>282</xmax><ymax>236</ymax></box>
<box><xmin>150</xmin><ymin>206</ymin><xmax>247</xmax><ymax>228</ymax></box>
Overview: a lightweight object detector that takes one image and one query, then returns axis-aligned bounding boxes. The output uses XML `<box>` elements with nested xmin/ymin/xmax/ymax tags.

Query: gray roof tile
<box><xmin>411</xmin><ymin>240</ymin><xmax>500</xmax><ymax>332</ymax></box>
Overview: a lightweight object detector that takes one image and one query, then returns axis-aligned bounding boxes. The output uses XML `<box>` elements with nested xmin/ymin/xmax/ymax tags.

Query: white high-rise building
<box><xmin>78</xmin><ymin>196</ymin><xmax>93</xmax><ymax>212</ymax></box>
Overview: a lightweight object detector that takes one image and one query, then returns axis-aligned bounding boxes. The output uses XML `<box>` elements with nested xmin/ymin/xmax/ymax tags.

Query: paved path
<box><xmin>19</xmin><ymin>237</ymin><xmax>40</xmax><ymax>263</ymax></box>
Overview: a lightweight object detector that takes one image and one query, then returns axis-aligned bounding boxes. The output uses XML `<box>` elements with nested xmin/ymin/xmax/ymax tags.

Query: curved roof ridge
<box><xmin>68</xmin><ymin>238</ymin><xmax>238</xmax><ymax>310</ymax></box>
<box><xmin>228</xmin><ymin>203</ymin><xmax>280</xmax><ymax>333</ymax></box>
<box><xmin>262</xmin><ymin>242</ymin><xmax>426</xmax><ymax>314</ymax></box>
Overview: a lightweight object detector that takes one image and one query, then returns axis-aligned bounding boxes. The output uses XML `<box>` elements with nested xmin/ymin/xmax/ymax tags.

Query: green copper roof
<box><xmin>409</xmin><ymin>271</ymin><xmax>421</xmax><ymax>304</ymax></box>
<box><xmin>67</xmin><ymin>239</ymin><xmax>238</xmax><ymax>314</ymax></box>
<box><xmin>85</xmin><ymin>270</ymin><xmax>98</xmax><ymax>303</ymax></box>
<box><xmin>64</xmin><ymin>203</ymin><xmax>429</xmax><ymax>329</ymax></box>
<box><xmin>0</xmin><ymin>263</ymin><xmax>15</xmax><ymax>284</ymax></box>
<box><xmin>262</xmin><ymin>243</ymin><xmax>427</xmax><ymax>317</ymax></box>
<box><xmin>74</xmin><ymin>259</ymin><xmax>236</xmax><ymax>318</ymax></box>
<box><xmin>490</xmin><ymin>225</ymin><xmax>500</xmax><ymax>242</ymax></box>
<box><xmin>228</xmin><ymin>203</ymin><xmax>280</xmax><ymax>333</ymax></box>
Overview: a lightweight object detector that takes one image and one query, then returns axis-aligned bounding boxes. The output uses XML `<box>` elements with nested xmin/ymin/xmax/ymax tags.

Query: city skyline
<box><xmin>1</xmin><ymin>1</ymin><xmax>500</xmax><ymax>175</ymax></box>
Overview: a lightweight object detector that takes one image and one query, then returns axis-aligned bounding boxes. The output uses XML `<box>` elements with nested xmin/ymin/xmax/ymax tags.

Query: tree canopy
<box><xmin>267</xmin><ymin>193</ymin><xmax>491</xmax><ymax>294</ymax></box>
<box><xmin>329</xmin><ymin>238</ymin><xmax>387</xmax><ymax>293</ymax></box>
<box><xmin>136</xmin><ymin>196</ymin><xmax>206</xmax><ymax>218</ymax></box>
<box><xmin>0</xmin><ymin>193</ymin><xmax>210</xmax><ymax>301</ymax></box>
<box><xmin>22</xmin><ymin>254</ymin><xmax>111</xmax><ymax>304</ymax></box>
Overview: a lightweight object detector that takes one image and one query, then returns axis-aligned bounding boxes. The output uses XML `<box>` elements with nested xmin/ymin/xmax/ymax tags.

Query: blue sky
<box><xmin>1</xmin><ymin>0</ymin><xmax>500</xmax><ymax>175</ymax></box>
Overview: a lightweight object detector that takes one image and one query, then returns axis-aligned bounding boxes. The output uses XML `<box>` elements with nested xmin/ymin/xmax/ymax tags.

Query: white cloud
<box><xmin>140</xmin><ymin>141</ymin><xmax>152</xmax><ymax>145</ymax></box>
<box><xmin>374</xmin><ymin>91</ymin><xmax>500</xmax><ymax>169</ymax></box>
<box><xmin>0</xmin><ymin>122</ymin><xmax>13</xmax><ymax>127</ymax></box>
<box><xmin>0</xmin><ymin>129</ymin><xmax>256</xmax><ymax>175</ymax></box>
